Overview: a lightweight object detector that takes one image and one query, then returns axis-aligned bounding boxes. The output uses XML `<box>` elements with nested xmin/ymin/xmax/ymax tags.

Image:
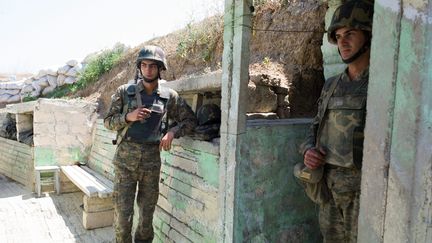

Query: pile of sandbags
<box><xmin>22</xmin><ymin>60</ymin><xmax>81</xmax><ymax>99</ymax></box>
<box><xmin>0</xmin><ymin>79</ymin><xmax>25</xmax><ymax>103</ymax></box>
<box><xmin>0</xmin><ymin>60</ymin><xmax>81</xmax><ymax>103</ymax></box>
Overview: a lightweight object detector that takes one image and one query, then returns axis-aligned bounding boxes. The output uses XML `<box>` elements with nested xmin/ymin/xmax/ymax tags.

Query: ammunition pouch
<box><xmin>294</xmin><ymin>163</ymin><xmax>330</xmax><ymax>205</ymax></box>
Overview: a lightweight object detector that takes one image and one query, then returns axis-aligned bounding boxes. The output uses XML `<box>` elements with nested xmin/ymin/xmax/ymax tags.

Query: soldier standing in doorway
<box><xmin>299</xmin><ymin>0</ymin><xmax>374</xmax><ymax>242</ymax></box>
<box><xmin>104</xmin><ymin>45</ymin><xmax>196</xmax><ymax>243</ymax></box>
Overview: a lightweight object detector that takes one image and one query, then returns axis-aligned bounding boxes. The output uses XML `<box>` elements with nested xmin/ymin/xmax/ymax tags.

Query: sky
<box><xmin>0</xmin><ymin>0</ymin><xmax>223</xmax><ymax>74</ymax></box>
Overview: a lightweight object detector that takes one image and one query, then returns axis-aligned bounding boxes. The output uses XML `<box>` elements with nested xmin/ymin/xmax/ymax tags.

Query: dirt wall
<box><xmin>77</xmin><ymin>1</ymin><xmax>327</xmax><ymax>118</ymax></box>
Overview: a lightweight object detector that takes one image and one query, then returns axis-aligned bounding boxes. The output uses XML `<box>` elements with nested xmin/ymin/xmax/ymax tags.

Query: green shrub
<box><xmin>75</xmin><ymin>43</ymin><xmax>127</xmax><ymax>90</ymax></box>
<box><xmin>43</xmin><ymin>85</ymin><xmax>74</xmax><ymax>99</ymax></box>
<box><xmin>22</xmin><ymin>95</ymin><xmax>38</xmax><ymax>102</ymax></box>
<box><xmin>44</xmin><ymin>43</ymin><xmax>127</xmax><ymax>99</ymax></box>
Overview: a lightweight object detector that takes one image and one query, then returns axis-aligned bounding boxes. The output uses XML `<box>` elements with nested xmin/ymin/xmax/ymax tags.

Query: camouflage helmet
<box><xmin>136</xmin><ymin>45</ymin><xmax>168</xmax><ymax>70</ymax></box>
<box><xmin>327</xmin><ymin>0</ymin><xmax>374</xmax><ymax>44</ymax></box>
<box><xmin>196</xmin><ymin>104</ymin><xmax>221</xmax><ymax>126</ymax></box>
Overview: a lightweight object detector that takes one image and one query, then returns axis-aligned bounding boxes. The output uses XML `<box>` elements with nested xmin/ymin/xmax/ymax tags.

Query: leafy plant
<box><xmin>42</xmin><ymin>43</ymin><xmax>127</xmax><ymax>99</ymax></box>
<box><xmin>43</xmin><ymin>85</ymin><xmax>74</xmax><ymax>98</ymax></box>
<box><xmin>75</xmin><ymin>43</ymin><xmax>127</xmax><ymax>90</ymax></box>
<box><xmin>22</xmin><ymin>95</ymin><xmax>38</xmax><ymax>102</ymax></box>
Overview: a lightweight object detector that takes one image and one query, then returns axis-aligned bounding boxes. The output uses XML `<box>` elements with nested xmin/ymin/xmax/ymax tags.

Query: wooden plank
<box><xmin>160</xmin><ymin>173</ymin><xmax>217</xmax><ymax>204</ymax></box>
<box><xmin>61</xmin><ymin>165</ymin><xmax>98</xmax><ymax>197</ymax></box>
<box><xmin>13</xmin><ymin>146</ymin><xmax>32</xmax><ymax>156</ymax></box>
<box><xmin>86</xmin><ymin>159</ymin><xmax>114</xmax><ymax>181</ymax></box>
<box><xmin>95</xmin><ymin>130</ymin><xmax>117</xmax><ymax>140</ymax></box>
<box><xmin>164</xmin><ymin>155</ymin><xmax>198</xmax><ymax>175</ymax></box>
<box><xmin>72</xmin><ymin>166</ymin><xmax>112</xmax><ymax>198</ymax></box>
<box><xmin>61</xmin><ymin>166</ymin><xmax>101</xmax><ymax>197</ymax></box>
<box><xmin>161</xmin><ymin>165</ymin><xmax>206</xmax><ymax>190</ymax></box>
<box><xmin>0</xmin><ymin>146</ymin><xmax>15</xmax><ymax>155</ymax></box>
<box><xmin>88</xmin><ymin>152</ymin><xmax>114</xmax><ymax>170</ymax></box>
<box><xmin>91</xmin><ymin>155</ymin><xmax>115</xmax><ymax>170</ymax></box>
<box><xmin>81</xmin><ymin>166</ymin><xmax>113</xmax><ymax>198</ymax></box>
<box><xmin>91</xmin><ymin>145</ymin><xmax>115</xmax><ymax>159</ymax></box>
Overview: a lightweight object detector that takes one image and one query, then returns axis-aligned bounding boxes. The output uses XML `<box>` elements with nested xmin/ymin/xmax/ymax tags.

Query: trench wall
<box><xmin>0</xmin><ymin>137</ymin><xmax>33</xmax><ymax>189</ymax></box>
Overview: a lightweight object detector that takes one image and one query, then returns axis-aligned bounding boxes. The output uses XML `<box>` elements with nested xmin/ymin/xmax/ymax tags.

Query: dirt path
<box><xmin>0</xmin><ymin>174</ymin><xmax>114</xmax><ymax>243</ymax></box>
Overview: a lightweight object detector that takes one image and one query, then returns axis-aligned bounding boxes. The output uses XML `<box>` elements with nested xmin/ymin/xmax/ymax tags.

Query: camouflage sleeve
<box><xmin>299</xmin><ymin>77</ymin><xmax>336</xmax><ymax>155</ymax></box>
<box><xmin>103</xmin><ymin>85</ymin><xmax>129</xmax><ymax>131</ymax></box>
<box><xmin>299</xmin><ymin>102</ymin><xmax>320</xmax><ymax>156</ymax></box>
<box><xmin>166</xmin><ymin>91</ymin><xmax>197</xmax><ymax>138</ymax></box>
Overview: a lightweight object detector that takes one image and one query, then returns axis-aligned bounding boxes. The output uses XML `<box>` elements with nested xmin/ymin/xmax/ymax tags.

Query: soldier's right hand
<box><xmin>304</xmin><ymin>147</ymin><xmax>326</xmax><ymax>170</ymax></box>
<box><xmin>126</xmin><ymin>107</ymin><xmax>151</xmax><ymax>122</ymax></box>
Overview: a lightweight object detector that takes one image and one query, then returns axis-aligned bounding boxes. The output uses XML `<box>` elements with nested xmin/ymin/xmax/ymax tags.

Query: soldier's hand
<box><xmin>160</xmin><ymin>131</ymin><xmax>175</xmax><ymax>151</ymax></box>
<box><xmin>304</xmin><ymin>147</ymin><xmax>326</xmax><ymax>170</ymax></box>
<box><xmin>126</xmin><ymin>107</ymin><xmax>151</xmax><ymax>122</ymax></box>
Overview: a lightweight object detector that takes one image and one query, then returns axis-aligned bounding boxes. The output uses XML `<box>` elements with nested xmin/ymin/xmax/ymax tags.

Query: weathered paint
<box><xmin>234</xmin><ymin>120</ymin><xmax>321</xmax><ymax>243</ymax></box>
<box><xmin>359</xmin><ymin>0</ymin><xmax>432</xmax><ymax>242</ymax></box>
<box><xmin>153</xmin><ymin>139</ymin><xmax>220</xmax><ymax>242</ymax></box>
<box><xmin>220</xmin><ymin>0</ymin><xmax>252</xmax><ymax>242</ymax></box>
<box><xmin>358</xmin><ymin>2</ymin><xmax>400</xmax><ymax>242</ymax></box>
<box><xmin>68</xmin><ymin>147</ymin><xmax>88</xmax><ymax>162</ymax></box>
<box><xmin>196</xmin><ymin>152</ymin><xmax>219</xmax><ymax>188</ymax></box>
<box><xmin>382</xmin><ymin>0</ymin><xmax>432</xmax><ymax>241</ymax></box>
<box><xmin>34</xmin><ymin>147</ymin><xmax>55</xmax><ymax>166</ymax></box>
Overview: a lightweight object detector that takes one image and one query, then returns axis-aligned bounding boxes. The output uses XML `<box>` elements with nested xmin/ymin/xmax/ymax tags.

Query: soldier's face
<box><xmin>335</xmin><ymin>27</ymin><xmax>367</xmax><ymax>60</ymax></box>
<box><xmin>140</xmin><ymin>60</ymin><xmax>159</xmax><ymax>80</ymax></box>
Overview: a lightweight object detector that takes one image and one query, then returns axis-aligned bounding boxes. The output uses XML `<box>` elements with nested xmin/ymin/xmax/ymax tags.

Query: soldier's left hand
<box><xmin>160</xmin><ymin>131</ymin><xmax>175</xmax><ymax>151</ymax></box>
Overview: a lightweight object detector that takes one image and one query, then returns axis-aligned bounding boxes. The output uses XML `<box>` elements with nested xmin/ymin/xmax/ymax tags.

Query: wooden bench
<box><xmin>61</xmin><ymin>165</ymin><xmax>114</xmax><ymax>230</ymax></box>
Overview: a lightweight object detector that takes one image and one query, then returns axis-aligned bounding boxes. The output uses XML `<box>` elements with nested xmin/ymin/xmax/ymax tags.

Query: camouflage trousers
<box><xmin>113</xmin><ymin>141</ymin><xmax>161</xmax><ymax>243</ymax></box>
<box><xmin>319</xmin><ymin>165</ymin><xmax>361</xmax><ymax>243</ymax></box>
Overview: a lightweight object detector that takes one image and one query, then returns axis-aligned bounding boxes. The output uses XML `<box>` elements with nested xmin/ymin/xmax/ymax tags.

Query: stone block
<box><xmin>82</xmin><ymin>209</ymin><xmax>114</xmax><ymax>230</ymax></box>
<box><xmin>83</xmin><ymin>195</ymin><xmax>113</xmax><ymax>213</ymax></box>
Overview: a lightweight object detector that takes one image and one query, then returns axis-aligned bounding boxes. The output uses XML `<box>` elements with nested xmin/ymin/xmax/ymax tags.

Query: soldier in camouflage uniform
<box><xmin>300</xmin><ymin>1</ymin><xmax>373</xmax><ymax>242</ymax></box>
<box><xmin>104</xmin><ymin>45</ymin><xmax>196</xmax><ymax>243</ymax></box>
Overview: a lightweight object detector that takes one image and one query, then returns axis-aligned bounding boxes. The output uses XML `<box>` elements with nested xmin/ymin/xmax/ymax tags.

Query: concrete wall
<box><xmin>234</xmin><ymin>119</ymin><xmax>320</xmax><ymax>243</ymax></box>
<box><xmin>16</xmin><ymin>113</ymin><xmax>33</xmax><ymax>143</ymax></box>
<box><xmin>0</xmin><ymin>137</ymin><xmax>33</xmax><ymax>189</ymax></box>
<box><xmin>154</xmin><ymin>137</ymin><xmax>220</xmax><ymax>243</ymax></box>
<box><xmin>33</xmin><ymin>99</ymin><xmax>97</xmax><ymax>166</ymax></box>
<box><xmin>152</xmin><ymin>119</ymin><xmax>319</xmax><ymax>243</ymax></box>
<box><xmin>359</xmin><ymin>0</ymin><xmax>432</xmax><ymax>242</ymax></box>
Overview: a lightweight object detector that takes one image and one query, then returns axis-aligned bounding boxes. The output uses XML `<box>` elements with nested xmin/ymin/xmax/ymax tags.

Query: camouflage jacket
<box><xmin>300</xmin><ymin>68</ymin><xmax>368</xmax><ymax>168</ymax></box>
<box><xmin>104</xmin><ymin>80</ymin><xmax>197</xmax><ymax>142</ymax></box>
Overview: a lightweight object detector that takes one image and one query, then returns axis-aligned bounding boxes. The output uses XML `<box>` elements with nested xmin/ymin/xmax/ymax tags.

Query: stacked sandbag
<box><xmin>0</xmin><ymin>79</ymin><xmax>26</xmax><ymax>103</ymax></box>
<box><xmin>19</xmin><ymin>60</ymin><xmax>82</xmax><ymax>100</ymax></box>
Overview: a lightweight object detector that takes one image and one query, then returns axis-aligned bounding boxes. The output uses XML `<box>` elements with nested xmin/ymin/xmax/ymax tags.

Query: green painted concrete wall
<box><xmin>154</xmin><ymin>120</ymin><xmax>320</xmax><ymax>242</ymax></box>
<box><xmin>358</xmin><ymin>1</ymin><xmax>432</xmax><ymax>242</ymax></box>
<box><xmin>155</xmin><ymin>138</ymin><xmax>220</xmax><ymax>243</ymax></box>
<box><xmin>234</xmin><ymin>119</ymin><xmax>321</xmax><ymax>243</ymax></box>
